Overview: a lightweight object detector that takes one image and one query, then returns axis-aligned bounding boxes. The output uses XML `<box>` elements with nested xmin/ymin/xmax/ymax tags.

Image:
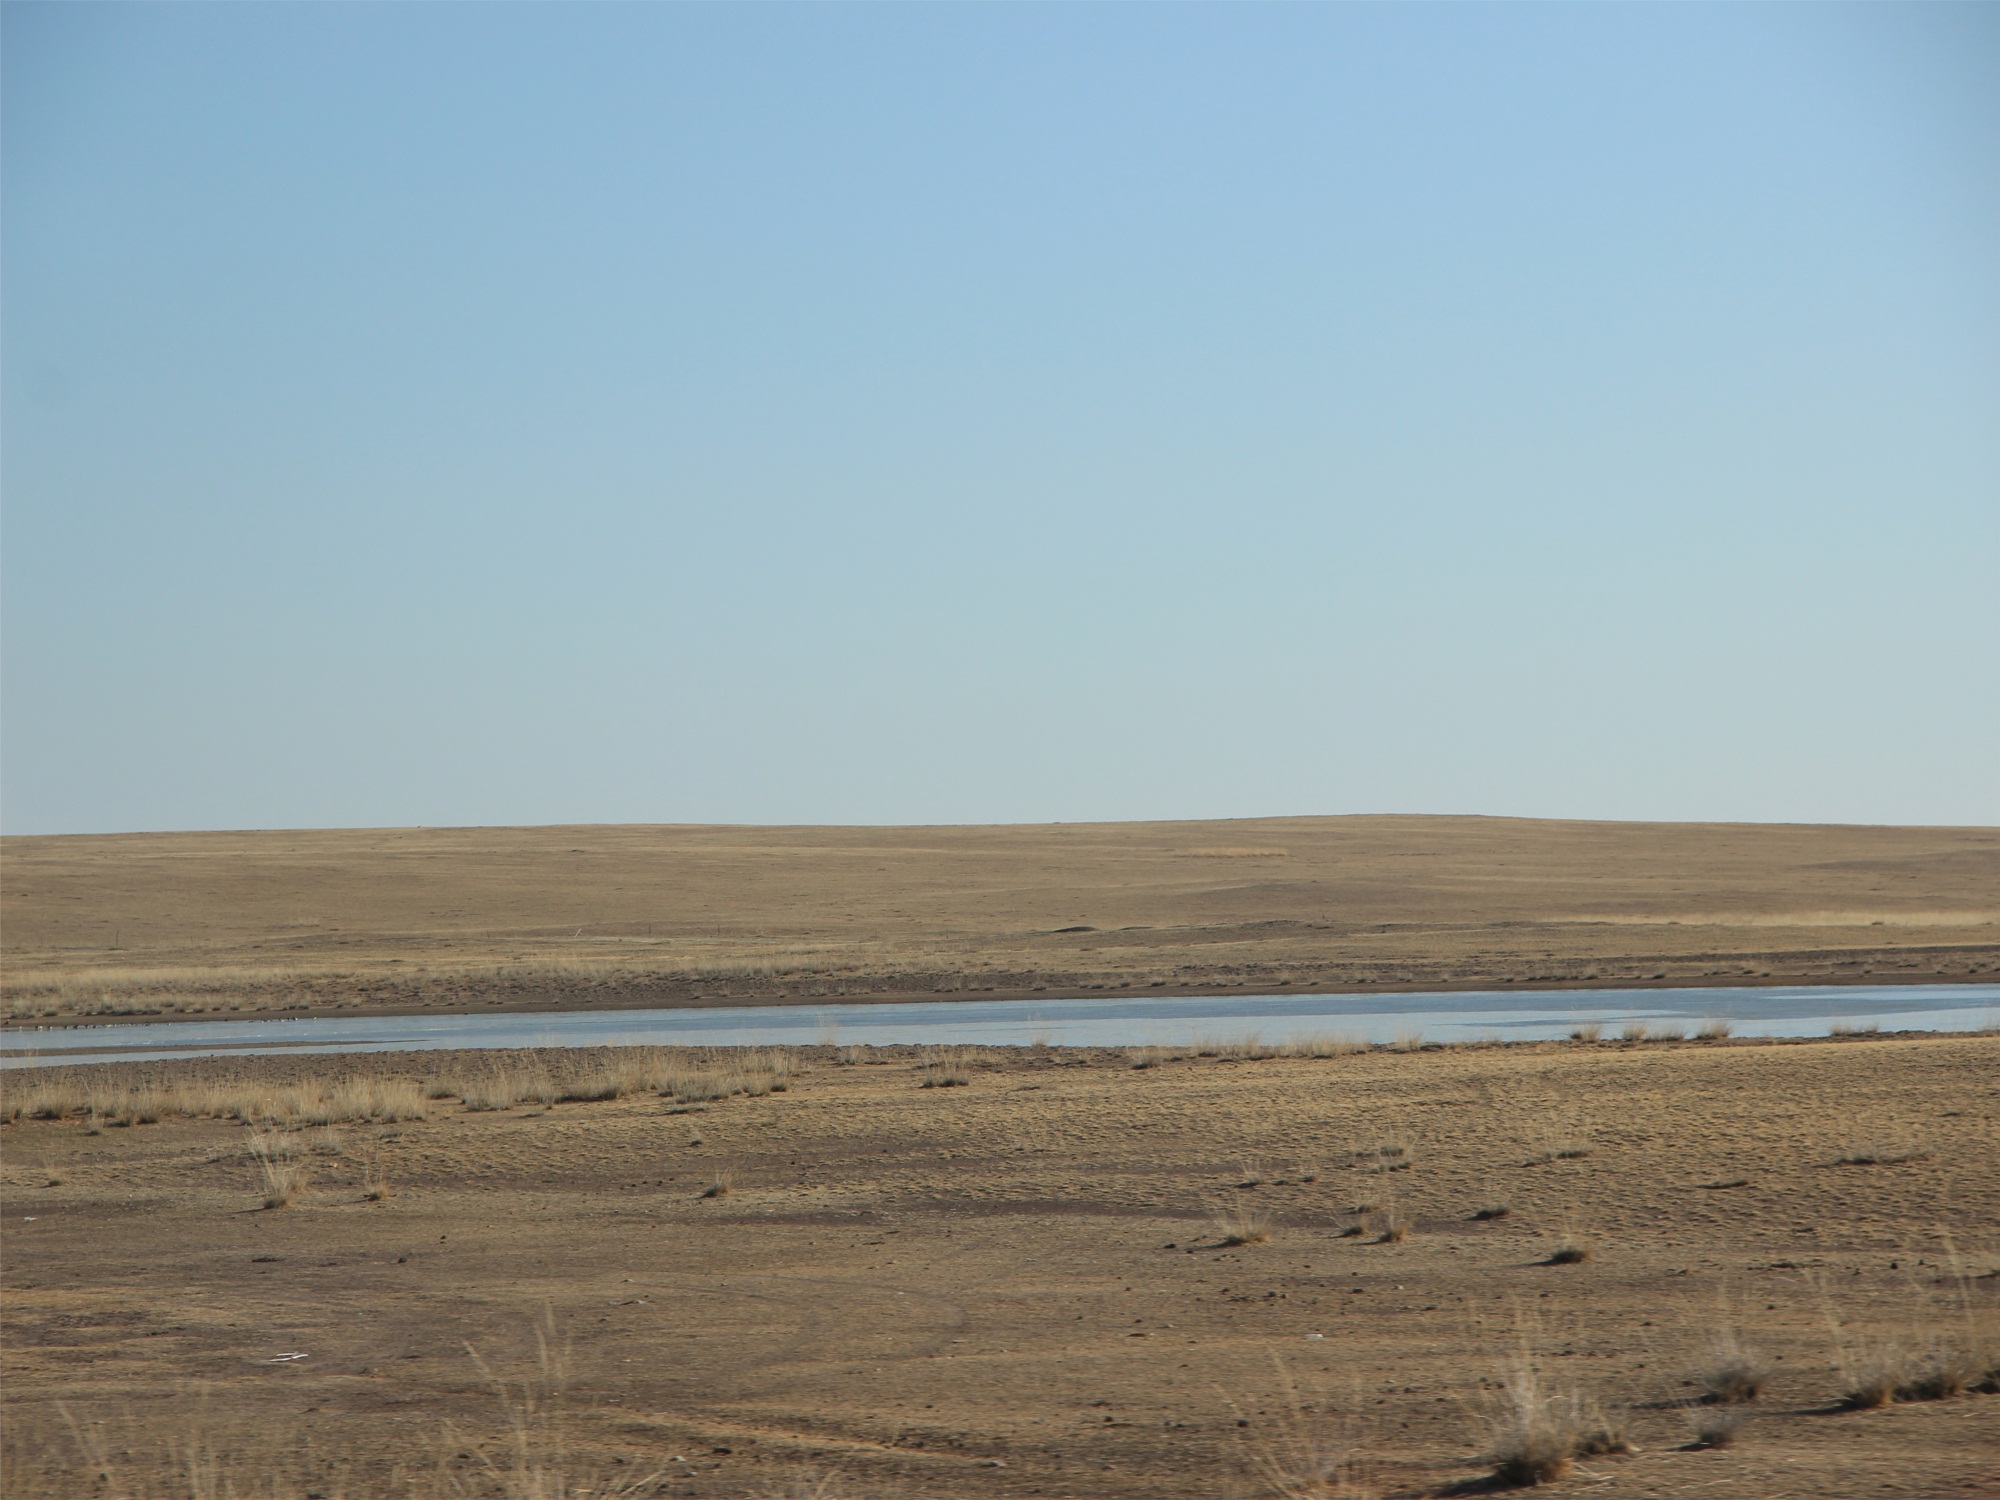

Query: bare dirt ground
<box><xmin>5</xmin><ymin>816</ymin><xmax>1997</xmax><ymax>1023</ymax></box>
<box><xmin>4</xmin><ymin>1035</ymin><xmax>1997</xmax><ymax>1497</ymax></box>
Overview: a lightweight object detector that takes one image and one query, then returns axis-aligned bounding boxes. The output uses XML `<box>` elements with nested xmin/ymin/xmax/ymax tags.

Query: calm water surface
<box><xmin>3</xmin><ymin>983</ymin><xmax>1994</xmax><ymax>1068</ymax></box>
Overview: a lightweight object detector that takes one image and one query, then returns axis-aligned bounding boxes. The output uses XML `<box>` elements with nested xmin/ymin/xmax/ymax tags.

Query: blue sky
<box><xmin>4</xmin><ymin>3</ymin><xmax>1995</xmax><ymax>835</ymax></box>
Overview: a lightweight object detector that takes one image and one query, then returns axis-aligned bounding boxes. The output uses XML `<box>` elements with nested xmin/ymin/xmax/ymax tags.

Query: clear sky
<box><xmin>4</xmin><ymin>3</ymin><xmax>1995</xmax><ymax>836</ymax></box>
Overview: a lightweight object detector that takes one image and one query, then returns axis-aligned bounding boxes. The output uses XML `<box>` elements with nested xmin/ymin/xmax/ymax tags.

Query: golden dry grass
<box><xmin>2</xmin><ymin>816</ymin><xmax>1994</xmax><ymax>1023</ymax></box>
<box><xmin>3</xmin><ymin>1034</ymin><xmax>1998</xmax><ymax>1498</ymax></box>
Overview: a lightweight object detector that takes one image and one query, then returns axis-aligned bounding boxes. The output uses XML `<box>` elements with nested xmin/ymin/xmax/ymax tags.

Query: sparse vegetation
<box><xmin>1696</xmin><ymin>1329</ymin><xmax>1769</xmax><ymax>1403</ymax></box>
<box><xmin>1232</xmin><ymin>1359</ymin><xmax>1379</xmax><ymax>1499</ymax></box>
<box><xmin>918</xmin><ymin>1047</ymin><xmax>976</xmax><ymax>1087</ymax></box>
<box><xmin>1834</xmin><ymin>1139</ymin><xmax>1925</xmax><ymax>1166</ymax></box>
<box><xmin>1480</xmin><ymin>1357</ymin><xmax>1583</xmax><ymax>1486</ymax></box>
<box><xmin>358</xmin><ymin>1140</ymin><xmax>392</xmax><ymax>1201</ymax></box>
<box><xmin>1212</xmin><ymin>1203</ymin><xmax>1273</xmax><ymax>1246</ymax></box>
<box><xmin>1691</xmin><ymin>1408</ymin><xmax>1741</xmax><ymax>1448</ymax></box>
<box><xmin>1695</xmin><ymin>1018</ymin><xmax>1732</xmax><ymax>1041</ymax></box>
<box><xmin>1543</xmin><ymin>1230</ymin><xmax>1592</xmax><ymax>1265</ymax></box>
<box><xmin>252</xmin><ymin>1143</ymin><xmax>308</xmax><ymax>1209</ymax></box>
<box><xmin>1281</xmin><ymin>1032</ymin><xmax>1366</xmax><ymax>1058</ymax></box>
<box><xmin>1568</xmin><ymin>1023</ymin><xmax>1601</xmax><ymax>1042</ymax></box>
<box><xmin>5</xmin><ymin>1023</ymin><xmax>1992</xmax><ymax>1494</ymax></box>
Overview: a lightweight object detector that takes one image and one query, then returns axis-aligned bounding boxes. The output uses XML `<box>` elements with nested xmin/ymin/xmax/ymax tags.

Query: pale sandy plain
<box><xmin>4</xmin><ymin>816</ymin><xmax>1998</xmax><ymax>1022</ymax></box>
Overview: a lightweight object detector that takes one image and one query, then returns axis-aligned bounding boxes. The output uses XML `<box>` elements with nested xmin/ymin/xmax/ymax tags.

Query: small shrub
<box><xmin>1573</xmin><ymin>1418</ymin><xmax>1629</xmax><ymax>1456</ymax></box>
<box><xmin>700</xmin><ymin>1172</ymin><xmax>733</xmax><ymax>1199</ymax></box>
<box><xmin>1544</xmin><ymin>1239</ymin><xmax>1592</xmax><ymax>1265</ymax></box>
<box><xmin>1473</xmin><ymin>1205</ymin><xmax>1511</xmax><ymax>1221</ymax></box>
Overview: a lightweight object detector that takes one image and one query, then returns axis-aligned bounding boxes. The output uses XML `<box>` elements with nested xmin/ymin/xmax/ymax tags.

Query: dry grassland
<box><xmin>4</xmin><ymin>816</ymin><xmax>1997</xmax><ymax>1022</ymax></box>
<box><xmin>3</xmin><ymin>1035</ymin><xmax>1997</xmax><ymax>1497</ymax></box>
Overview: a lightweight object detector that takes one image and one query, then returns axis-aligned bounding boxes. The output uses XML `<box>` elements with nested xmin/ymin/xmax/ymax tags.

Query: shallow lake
<box><xmin>3</xmin><ymin>982</ymin><xmax>1994</xmax><ymax>1069</ymax></box>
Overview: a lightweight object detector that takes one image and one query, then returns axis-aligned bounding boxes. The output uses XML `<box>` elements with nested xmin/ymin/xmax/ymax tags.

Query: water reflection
<box><xmin>3</xmin><ymin>983</ymin><xmax>1993</xmax><ymax>1068</ymax></box>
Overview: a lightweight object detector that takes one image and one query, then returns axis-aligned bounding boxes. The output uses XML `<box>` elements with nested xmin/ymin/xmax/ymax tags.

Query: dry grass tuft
<box><xmin>1232</xmin><ymin>1358</ymin><xmax>1379</xmax><ymax>1499</ymax></box>
<box><xmin>252</xmin><ymin>1144</ymin><xmax>308</xmax><ymax>1209</ymax></box>
<box><xmin>1834</xmin><ymin>1138</ymin><xmax>1926</xmax><ymax>1166</ymax></box>
<box><xmin>917</xmin><ymin>1047</ymin><xmax>976</xmax><ymax>1088</ymax></box>
<box><xmin>1568</xmin><ymin>1023</ymin><xmax>1601</xmax><ymax>1043</ymax></box>
<box><xmin>1573</xmin><ymin>1417</ymin><xmax>1630</xmax><ymax>1456</ymax></box>
<box><xmin>1543</xmin><ymin>1234</ymin><xmax>1592</xmax><ymax>1266</ymax></box>
<box><xmin>1282</xmin><ymin>1032</ymin><xmax>1367</xmax><ymax>1059</ymax></box>
<box><xmin>1128</xmin><ymin>1045</ymin><xmax>1172</xmax><ymax>1070</ymax></box>
<box><xmin>1894</xmin><ymin>1350</ymin><xmax>1973</xmax><ymax>1402</ymax></box>
<box><xmin>1696</xmin><ymin>1329</ymin><xmax>1769</xmax><ymax>1403</ymax></box>
<box><xmin>699</xmin><ymin>1171</ymin><xmax>733</xmax><ymax>1200</ymax></box>
<box><xmin>1479</xmin><ymin>1357</ymin><xmax>1582</xmax><ymax>1487</ymax></box>
<box><xmin>460</xmin><ymin>1307</ymin><xmax>665</xmax><ymax>1499</ymax></box>
<box><xmin>1212</xmin><ymin>1203</ymin><xmax>1273</xmax><ymax>1246</ymax></box>
<box><xmin>358</xmin><ymin>1141</ymin><xmax>392</xmax><ymax>1202</ymax></box>
<box><xmin>1361</xmin><ymin>1139</ymin><xmax>1413</xmax><ymax>1174</ymax></box>
<box><xmin>1528</xmin><ymin>1117</ymin><xmax>1591</xmax><ymax>1164</ymax></box>
<box><xmin>1691</xmin><ymin>1408</ymin><xmax>1742</xmax><ymax>1448</ymax></box>
<box><xmin>1838</xmin><ymin>1354</ymin><xmax>1901</xmax><ymax>1410</ymax></box>
<box><xmin>1473</xmin><ymin>1204</ymin><xmax>1511</xmax><ymax>1221</ymax></box>
<box><xmin>1695</xmin><ymin>1018</ymin><xmax>1733</xmax><ymax>1041</ymax></box>
<box><xmin>1618</xmin><ymin>1021</ymin><xmax>1648</xmax><ymax>1043</ymax></box>
<box><xmin>1204</xmin><ymin>1033</ymin><xmax>1282</xmax><ymax>1061</ymax></box>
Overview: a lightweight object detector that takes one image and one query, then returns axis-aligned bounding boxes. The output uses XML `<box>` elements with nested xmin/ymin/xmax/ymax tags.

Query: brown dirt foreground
<box><xmin>4</xmin><ymin>1037</ymin><xmax>1998</xmax><ymax>1499</ymax></box>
